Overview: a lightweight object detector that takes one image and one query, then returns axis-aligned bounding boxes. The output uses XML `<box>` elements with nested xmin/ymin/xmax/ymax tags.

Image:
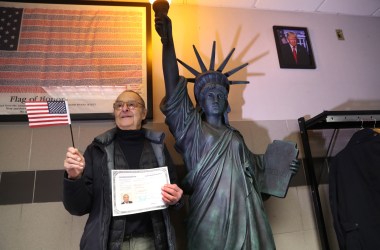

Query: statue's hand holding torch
<box><xmin>152</xmin><ymin>0</ymin><xmax>171</xmax><ymax>45</ymax></box>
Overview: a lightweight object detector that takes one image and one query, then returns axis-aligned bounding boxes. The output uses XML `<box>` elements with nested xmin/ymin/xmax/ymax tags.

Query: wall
<box><xmin>151</xmin><ymin>5</ymin><xmax>380</xmax><ymax>122</ymax></box>
<box><xmin>0</xmin><ymin>120</ymin><xmax>339</xmax><ymax>250</ymax></box>
<box><xmin>1</xmin><ymin>3</ymin><xmax>379</xmax><ymax>250</ymax></box>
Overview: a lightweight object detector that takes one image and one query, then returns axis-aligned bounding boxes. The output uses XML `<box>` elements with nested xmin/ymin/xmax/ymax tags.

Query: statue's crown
<box><xmin>177</xmin><ymin>41</ymin><xmax>249</xmax><ymax>104</ymax></box>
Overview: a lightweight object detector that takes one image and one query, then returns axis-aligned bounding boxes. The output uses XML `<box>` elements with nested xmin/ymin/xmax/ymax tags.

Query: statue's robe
<box><xmin>161</xmin><ymin>76</ymin><xmax>275</xmax><ymax>250</ymax></box>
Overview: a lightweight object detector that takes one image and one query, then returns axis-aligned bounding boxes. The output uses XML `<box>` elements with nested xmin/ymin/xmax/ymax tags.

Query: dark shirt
<box><xmin>115</xmin><ymin>128</ymin><xmax>153</xmax><ymax>236</ymax></box>
<box><xmin>116</xmin><ymin>128</ymin><xmax>145</xmax><ymax>169</ymax></box>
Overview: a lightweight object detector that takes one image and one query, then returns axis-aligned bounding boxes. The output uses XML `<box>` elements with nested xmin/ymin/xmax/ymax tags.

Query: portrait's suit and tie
<box><xmin>279</xmin><ymin>32</ymin><xmax>311</xmax><ymax>67</ymax></box>
<box><xmin>280</xmin><ymin>43</ymin><xmax>310</xmax><ymax>66</ymax></box>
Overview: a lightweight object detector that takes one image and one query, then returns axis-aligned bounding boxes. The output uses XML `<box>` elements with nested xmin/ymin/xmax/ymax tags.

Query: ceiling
<box><xmin>170</xmin><ymin>0</ymin><xmax>380</xmax><ymax>18</ymax></box>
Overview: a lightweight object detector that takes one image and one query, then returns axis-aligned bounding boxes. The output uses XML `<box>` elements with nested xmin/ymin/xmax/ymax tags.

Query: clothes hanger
<box><xmin>372</xmin><ymin>118</ymin><xmax>380</xmax><ymax>134</ymax></box>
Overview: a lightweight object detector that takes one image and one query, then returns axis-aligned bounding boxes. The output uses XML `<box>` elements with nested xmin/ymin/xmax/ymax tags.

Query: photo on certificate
<box><xmin>111</xmin><ymin>167</ymin><xmax>170</xmax><ymax>216</ymax></box>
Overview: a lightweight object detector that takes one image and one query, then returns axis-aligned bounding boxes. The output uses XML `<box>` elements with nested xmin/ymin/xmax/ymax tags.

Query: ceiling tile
<box><xmin>185</xmin><ymin>0</ymin><xmax>254</xmax><ymax>8</ymax></box>
<box><xmin>167</xmin><ymin>0</ymin><xmax>380</xmax><ymax>17</ymax></box>
<box><xmin>317</xmin><ymin>0</ymin><xmax>380</xmax><ymax>16</ymax></box>
<box><xmin>373</xmin><ymin>8</ymin><xmax>380</xmax><ymax>16</ymax></box>
<box><xmin>254</xmin><ymin>0</ymin><xmax>324</xmax><ymax>12</ymax></box>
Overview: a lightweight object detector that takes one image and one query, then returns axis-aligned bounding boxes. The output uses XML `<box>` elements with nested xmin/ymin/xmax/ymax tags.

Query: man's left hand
<box><xmin>162</xmin><ymin>184</ymin><xmax>183</xmax><ymax>205</ymax></box>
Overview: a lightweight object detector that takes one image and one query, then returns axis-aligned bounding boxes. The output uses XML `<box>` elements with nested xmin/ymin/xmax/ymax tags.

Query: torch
<box><xmin>150</xmin><ymin>0</ymin><xmax>171</xmax><ymax>44</ymax></box>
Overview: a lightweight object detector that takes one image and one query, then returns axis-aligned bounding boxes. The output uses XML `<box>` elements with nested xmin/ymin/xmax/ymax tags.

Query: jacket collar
<box><xmin>94</xmin><ymin>127</ymin><xmax>165</xmax><ymax>146</ymax></box>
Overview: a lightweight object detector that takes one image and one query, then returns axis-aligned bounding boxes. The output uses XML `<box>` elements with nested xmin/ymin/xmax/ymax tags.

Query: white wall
<box><xmin>150</xmin><ymin>5</ymin><xmax>380</xmax><ymax>122</ymax></box>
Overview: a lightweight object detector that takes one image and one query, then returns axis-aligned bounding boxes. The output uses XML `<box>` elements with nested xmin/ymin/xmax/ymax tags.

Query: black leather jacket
<box><xmin>63</xmin><ymin>127</ymin><xmax>178</xmax><ymax>250</ymax></box>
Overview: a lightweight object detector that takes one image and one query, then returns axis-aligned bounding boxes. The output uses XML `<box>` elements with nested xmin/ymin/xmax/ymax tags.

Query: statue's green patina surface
<box><xmin>155</xmin><ymin>12</ymin><xmax>299</xmax><ymax>250</ymax></box>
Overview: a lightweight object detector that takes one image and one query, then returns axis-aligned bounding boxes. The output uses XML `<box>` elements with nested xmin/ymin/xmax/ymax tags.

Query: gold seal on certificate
<box><xmin>111</xmin><ymin>167</ymin><xmax>170</xmax><ymax>216</ymax></box>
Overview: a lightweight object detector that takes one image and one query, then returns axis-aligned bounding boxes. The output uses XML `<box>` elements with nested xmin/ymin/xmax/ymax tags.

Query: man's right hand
<box><xmin>64</xmin><ymin>147</ymin><xmax>85</xmax><ymax>180</ymax></box>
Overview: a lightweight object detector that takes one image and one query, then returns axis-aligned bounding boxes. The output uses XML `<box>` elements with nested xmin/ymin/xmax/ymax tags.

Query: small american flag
<box><xmin>25</xmin><ymin>101</ymin><xmax>71</xmax><ymax>128</ymax></box>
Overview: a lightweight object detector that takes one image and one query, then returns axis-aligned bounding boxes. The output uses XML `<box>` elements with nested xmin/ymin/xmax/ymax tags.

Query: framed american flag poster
<box><xmin>0</xmin><ymin>1</ymin><xmax>152</xmax><ymax>121</ymax></box>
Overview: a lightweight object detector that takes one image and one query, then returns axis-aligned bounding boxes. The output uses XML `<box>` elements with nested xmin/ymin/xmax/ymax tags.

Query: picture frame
<box><xmin>0</xmin><ymin>0</ymin><xmax>152</xmax><ymax>122</ymax></box>
<box><xmin>273</xmin><ymin>25</ymin><xmax>316</xmax><ymax>69</ymax></box>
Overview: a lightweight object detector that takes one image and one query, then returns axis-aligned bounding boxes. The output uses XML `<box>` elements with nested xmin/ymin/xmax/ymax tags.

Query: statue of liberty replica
<box><xmin>153</xmin><ymin>2</ymin><xmax>299</xmax><ymax>249</ymax></box>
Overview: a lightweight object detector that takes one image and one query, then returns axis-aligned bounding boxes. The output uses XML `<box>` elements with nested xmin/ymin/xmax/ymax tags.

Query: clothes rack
<box><xmin>298</xmin><ymin>110</ymin><xmax>380</xmax><ymax>250</ymax></box>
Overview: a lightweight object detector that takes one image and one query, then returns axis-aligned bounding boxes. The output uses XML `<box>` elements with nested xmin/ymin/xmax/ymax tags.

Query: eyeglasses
<box><xmin>113</xmin><ymin>101</ymin><xmax>144</xmax><ymax>110</ymax></box>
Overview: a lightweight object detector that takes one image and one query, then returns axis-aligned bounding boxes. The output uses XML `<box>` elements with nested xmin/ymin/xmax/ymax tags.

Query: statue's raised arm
<box><xmin>154</xmin><ymin>14</ymin><xmax>179</xmax><ymax>98</ymax></box>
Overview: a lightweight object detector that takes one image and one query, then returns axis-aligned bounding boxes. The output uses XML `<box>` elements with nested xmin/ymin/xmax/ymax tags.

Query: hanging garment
<box><xmin>329</xmin><ymin>128</ymin><xmax>380</xmax><ymax>250</ymax></box>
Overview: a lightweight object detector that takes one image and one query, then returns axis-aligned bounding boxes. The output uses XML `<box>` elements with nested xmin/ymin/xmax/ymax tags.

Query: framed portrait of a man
<box><xmin>273</xmin><ymin>26</ymin><xmax>316</xmax><ymax>69</ymax></box>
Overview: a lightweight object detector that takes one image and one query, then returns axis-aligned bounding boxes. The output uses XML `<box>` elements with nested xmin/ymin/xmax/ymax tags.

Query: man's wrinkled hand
<box><xmin>64</xmin><ymin>147</ymin><xmax>85</xmax><ymax>180</ymax></box>
<box><xmin>161</xmin><ymin>183</ymin><xmax>183</xmax><ymax>206</ymax></box>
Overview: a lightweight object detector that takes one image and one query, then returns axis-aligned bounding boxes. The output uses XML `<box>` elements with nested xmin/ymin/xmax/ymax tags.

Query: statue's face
<box><xmin>200</xmin><ymin>87</ymin><xmax>227</xmax><ymax>118</ymax></box>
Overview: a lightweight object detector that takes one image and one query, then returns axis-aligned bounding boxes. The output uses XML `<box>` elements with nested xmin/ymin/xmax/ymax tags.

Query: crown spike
<box><xmin>224</xmin><ymin>63</ymin><xmax>249</xmax><ymax>77</ymax></box>
<box><xmin>193</xmin><ymin>45</ymin><xmax>208</xmax><ymax>73</ymax></box>
<box><xmin>209</xmin><ymin>41</ymin><xmax>216</xmax><ymax>71</ymax></box>
<box><xmin>178</xmin><ymin>42</ymin><xmax>249</xmax><ymax>97</ymax></box>
<box><xmin>217</xmin><ymin>48</ymin><xmax>235</xmax><ymax>72</ymax></box>
<box><xmin>177</xmin><ymin>58</ymin><xmax>200</xmax><ymax>76</ymax></box>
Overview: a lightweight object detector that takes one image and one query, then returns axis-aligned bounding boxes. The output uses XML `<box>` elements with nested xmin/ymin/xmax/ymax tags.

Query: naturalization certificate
<box><xmin>111</xmin><ymin>167</ymin><xmax>170</xmax><ymax>216</ymax></box>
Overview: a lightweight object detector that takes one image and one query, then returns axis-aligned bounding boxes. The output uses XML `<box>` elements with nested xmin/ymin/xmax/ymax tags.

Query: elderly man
<box><xmin>63</xmin><ymin>90</ymin><xmax>183</xmax><ymax>250</ymax></box>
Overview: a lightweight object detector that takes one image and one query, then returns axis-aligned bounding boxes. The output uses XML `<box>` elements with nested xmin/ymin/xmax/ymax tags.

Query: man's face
<box><xmin>123</xmin><ymin>194</ymin><xmax>129</xmax><ymax>202</ymax></box>
<box><xmin>201</xmin><ymin>87</ymin><xmax>227</xmax><ymax>118</ymax></box>
<box><xmin>114</xmin><ymin>91</ymin><xmax>147</xmax><ymax>130</ymax></box>
<box><xmin>288</xmin><ymin>34</ymin><xmax>297</xmax><ymax>47</ymax></box>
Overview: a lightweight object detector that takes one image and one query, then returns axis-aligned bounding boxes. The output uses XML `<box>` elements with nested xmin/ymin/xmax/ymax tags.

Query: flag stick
<box><xmin>65</xmin><ymin>100</ymin><xmax>75</xmax><ymax>148</ymax></box>
<box><xmin>70</xmin><ymin>124</ymin><xmax>75</xmax><ymax>148</ymax></box>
